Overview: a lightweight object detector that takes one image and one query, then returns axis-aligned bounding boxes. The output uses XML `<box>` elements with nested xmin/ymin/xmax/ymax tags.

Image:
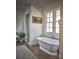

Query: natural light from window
<box><xmin>56</xmin><ymin>9</ymin><xmax>60</xmax><ymax>33</ymax></box>
<box><xmin>46</xmin><ymin>9</ymin><xmax>60</xmax><ymax>33</ymax></box>
<box><xmin>46</xmin><ymin>12</ymin><xmax>53</xmax><ymax>32</ymax></box>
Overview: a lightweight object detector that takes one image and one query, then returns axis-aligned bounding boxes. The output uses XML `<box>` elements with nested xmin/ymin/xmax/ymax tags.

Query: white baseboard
<box><xmin>40</xmin><ymin>47</ymin><xmax>57</xmax><ymax>55</ymax></box>
<box><xmin>25</xmin><ymin>40</ymin><xmax>31</xmax><ymax>45</ymax></box>
<box><xmin>30</xmin><ymin>41</ymin><xmax>38</xmax><ymax>46</ymax></box>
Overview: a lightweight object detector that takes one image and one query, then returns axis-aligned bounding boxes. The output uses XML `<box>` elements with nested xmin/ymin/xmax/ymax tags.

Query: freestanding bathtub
<box><xmin>37</xmin><ymin>37</ymin><xmax>59</xmax><ymax>55</ymax></box>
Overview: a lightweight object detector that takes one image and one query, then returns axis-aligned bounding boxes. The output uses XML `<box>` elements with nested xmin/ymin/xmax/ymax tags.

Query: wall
<box><xmin>42</xmin><ymin>2</ymin><xmax>59</xmax><ymax>39</ymax></box>
<box><xmin>24</xmin><ymin>7</ymin><xmax>31</xmax><ymax>42</ymax></box>
<box><xmin>30</xmin><ymin>5</ymin><xmax>42</xmax><ymax>45</ymax></box>
<box><xmin>41</xmin><ymin>1</ymin><xmax>63</xmax><ymax>58</ymax></box>
<box><xmin>24</xmin><ymin>5</ymin><xmax>42</xmax><ymax>45</ymax></box>
<box><xmin>59</xmin><ymin>0</ymin><xmax>63</xmax><ymax>58</ymax></box>
<box><xmin>16</xmin><ymin>10</ymin><xmax>24</xmax><ymax>32</ymax></box>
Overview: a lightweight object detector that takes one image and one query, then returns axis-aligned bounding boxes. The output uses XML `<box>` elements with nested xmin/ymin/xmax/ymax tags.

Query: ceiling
<box><xmin>16</xmin><ymin>0</ymin><xmax>58</xmax><ymax>11</ymax></box>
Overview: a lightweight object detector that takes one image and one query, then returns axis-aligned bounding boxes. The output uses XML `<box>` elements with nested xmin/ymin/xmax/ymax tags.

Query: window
<box><xmin>56</xmin><ymin>9</ymin><xmax>60</xmax><ymax>33</ymax></box>
<box><xmin>45</xmin><ymin>8</ymin><xmax>60</xmax><ymax>33</ymax></box>
<box><xmin>46</xmin><ymin>12</ymin><xmax>53</xmax><ymax>32</ymax></box>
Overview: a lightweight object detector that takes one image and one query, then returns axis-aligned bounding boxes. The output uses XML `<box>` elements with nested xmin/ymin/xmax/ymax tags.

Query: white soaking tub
<box><xmin>37</xmin><ymin>37</ymin><xmax>59</xmax><ymax>55</ymax></box>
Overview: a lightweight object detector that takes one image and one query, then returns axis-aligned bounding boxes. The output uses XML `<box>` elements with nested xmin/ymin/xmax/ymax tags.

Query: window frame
<box><xmin>55</xmin><ymin>9</ymin><xmax>60</xmax><ymax>33</ymax></box>
<box><xmin>45</xmin><ymin>8</ymin><xmax>60</xmax><ymax>33</ymax></box>
<box><xmin>46</xmin><ymin>12</ymin><xmax>53</xmax><ymax>32</ymax></box>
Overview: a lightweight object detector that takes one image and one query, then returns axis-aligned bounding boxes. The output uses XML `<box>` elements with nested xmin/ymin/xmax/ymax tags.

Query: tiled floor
<box><xmin>16</xmin><ymin>42</ymin><xmax>59</xmax><ymax>59</ymax></box>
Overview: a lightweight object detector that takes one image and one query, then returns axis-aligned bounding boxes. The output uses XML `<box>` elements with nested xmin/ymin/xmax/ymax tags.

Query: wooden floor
<box><xmin>16</xmin><ymin>42</ymin><xmax>59</xmax><ymax>59</ymax></box>
<box><xmin>30</xmin><ymin>45</ymin><xmax>59</xmax><ymax>59</ymax></box>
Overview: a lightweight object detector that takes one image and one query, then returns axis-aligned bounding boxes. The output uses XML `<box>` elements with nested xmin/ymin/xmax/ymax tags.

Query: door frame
<box><xmin>24</xmin><ymin>13</ymin><xmax>30</xmax><ymax>42</ymax></box>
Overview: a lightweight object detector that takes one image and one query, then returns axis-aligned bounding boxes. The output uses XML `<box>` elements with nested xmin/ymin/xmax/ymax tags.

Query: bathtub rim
<box><xmin>37</xmin><ymin>39</ymin><xmax>59</xmax><ymax>46</ymax></box>
<box><xmin>37</xmin><ymin>37</ymin><xmax>59</xmax><ymax>46</ymax></box>
<box><xmin>39</xmin><ymin>35</ymin><xmax>59</xmax><ymax>40</ymax></box>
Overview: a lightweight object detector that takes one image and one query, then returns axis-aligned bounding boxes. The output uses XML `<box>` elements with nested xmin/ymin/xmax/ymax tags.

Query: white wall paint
<box><xmin>16</xmin><ymin>10</ymin><xmax>24</xmax><ymax>32</ymax></box>
<box><xmin>24</xmin><ymin>5</ymin><xmax>42</xmax><ymax>45</ymax></box>
<box><xmin>24</xmin><ymin>7</ymin><xmax>32</xmax><ymax>43</ymax></box>
<box><xmin>30</xmin><ymin>5</ymin><xmax>42</xmax><ymax>45</ymax></box>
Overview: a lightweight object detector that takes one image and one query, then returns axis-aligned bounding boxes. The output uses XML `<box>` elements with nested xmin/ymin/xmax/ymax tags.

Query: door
<box><xmin>25</xmin><ymin>14</ymin><xmax>29</xmax><ymax>42</ymax></box>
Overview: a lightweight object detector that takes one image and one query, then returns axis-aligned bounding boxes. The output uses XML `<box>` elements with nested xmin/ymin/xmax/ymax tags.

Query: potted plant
<box><xmin>16</xmin><ymin>32</ymin><xmax>25</xmax><ymax>42</ymax></box>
